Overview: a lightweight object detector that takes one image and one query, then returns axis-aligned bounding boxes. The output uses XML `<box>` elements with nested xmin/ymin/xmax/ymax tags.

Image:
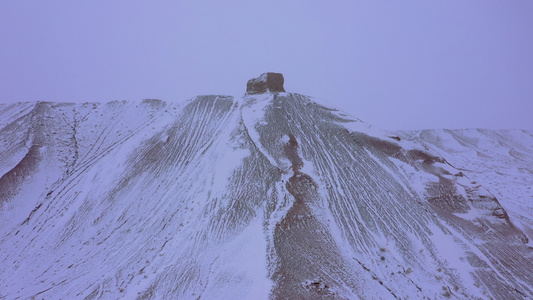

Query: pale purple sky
<box><xmin>1</xmin><ymin>1</ymin><xmax>532</xmax><ymax>130</ymax></box>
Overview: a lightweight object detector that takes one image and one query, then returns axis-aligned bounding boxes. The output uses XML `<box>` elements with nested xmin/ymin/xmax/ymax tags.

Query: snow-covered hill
<box><xmin>1</xmin><ymin>74</ymin><xmax>532</xmax><ymax>299</ymax></box>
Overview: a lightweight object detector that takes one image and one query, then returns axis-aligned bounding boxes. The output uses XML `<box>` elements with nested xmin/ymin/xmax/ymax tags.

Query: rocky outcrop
<box><xmin>245</xmin><ymin>72</ymin><xmax>286</xmax><ymax>95</ymax></box>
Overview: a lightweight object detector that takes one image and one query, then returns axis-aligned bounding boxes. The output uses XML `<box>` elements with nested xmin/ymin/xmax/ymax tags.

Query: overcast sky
<box><xmin>1</xmin><ymin>1</ymin><xmax>532</xmax><ymax>130</ymax></box>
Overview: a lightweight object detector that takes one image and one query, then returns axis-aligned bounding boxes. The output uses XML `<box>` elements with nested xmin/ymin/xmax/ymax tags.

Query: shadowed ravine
<box><xmin>272</xmin><ymin>135</ymin><xmax>369</xmax><ymax>299</ymax></box>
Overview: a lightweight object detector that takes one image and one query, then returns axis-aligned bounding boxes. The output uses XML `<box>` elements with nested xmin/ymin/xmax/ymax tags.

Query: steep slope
<box><xmin>1</xmin><ymin>75</ymin><xmax>532</xmax><ymax>299</ymax></box>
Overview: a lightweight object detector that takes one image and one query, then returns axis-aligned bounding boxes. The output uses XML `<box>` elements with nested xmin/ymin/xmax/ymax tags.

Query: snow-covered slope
<box><xmin>1</xmin><ymin>92</ymin><xmax>532</xmax><ymax>299</ymax></box>
<box><xmin>399</xmin><ymin>129</ymin><xmax>533</xmax><ymax>249</ymax></box>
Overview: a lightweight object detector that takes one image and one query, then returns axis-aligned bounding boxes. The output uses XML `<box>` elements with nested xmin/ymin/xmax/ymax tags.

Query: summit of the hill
<box><xmin>245</xmin><ymin>72</ymin><xmax>286</xmax><ymax>95</ymax></box>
